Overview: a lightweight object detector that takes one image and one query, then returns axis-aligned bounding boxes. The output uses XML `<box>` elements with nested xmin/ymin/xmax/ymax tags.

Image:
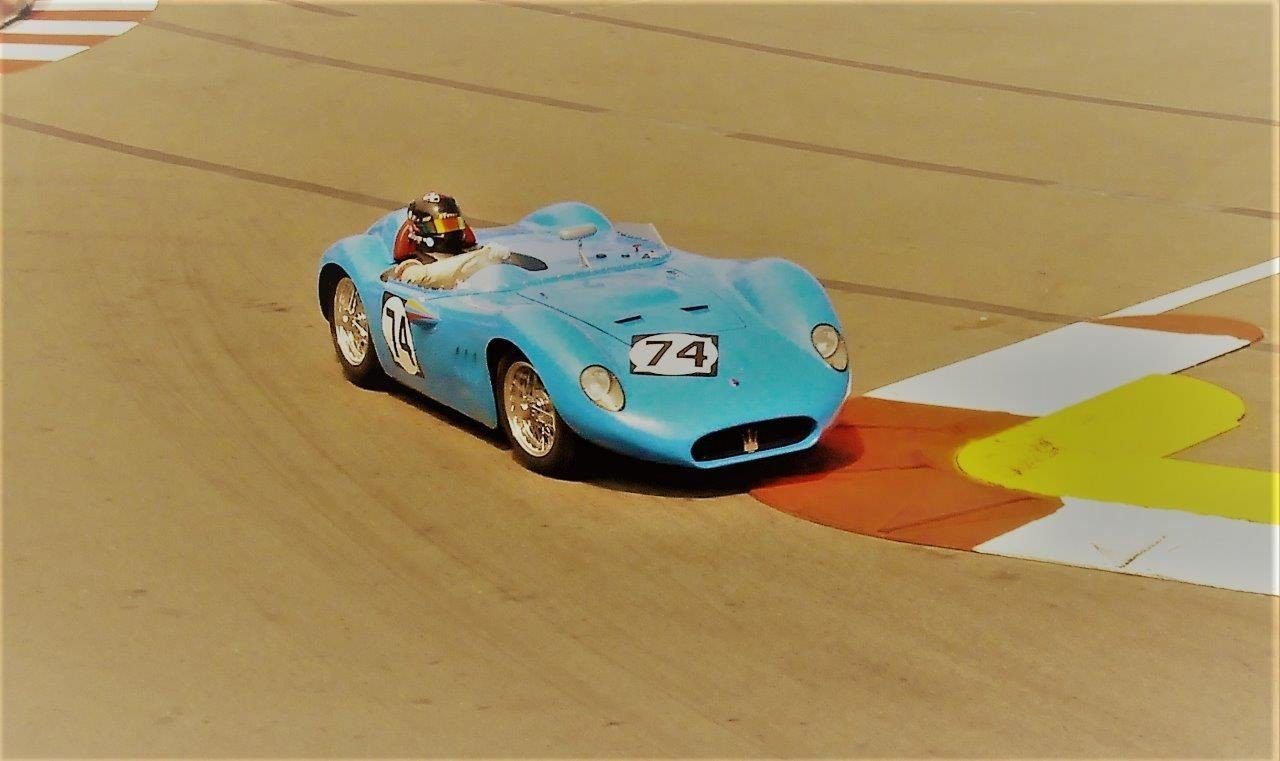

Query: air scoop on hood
<box><xmin>525</xmin><ymin>269</ymin><xmax>746</xmax><ymax>341</ymax></box>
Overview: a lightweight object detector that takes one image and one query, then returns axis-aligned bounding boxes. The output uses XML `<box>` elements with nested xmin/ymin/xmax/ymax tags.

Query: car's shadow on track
<box><xmin>385</xmin><ymin>386</ymin><xmax>851</xmax><ymax>500</ymax></box>
<box><xmin>585</xmin><ymin>450</ymin><xmax>814</xmax><ymax>498</ymax></box>
<box><xmin>384</xmin><ymin>384</ymin><xmax>510</xmax><ymax>450</ymax></box>
<box><xmin>577</xmin><ymin>433</ymin><xmax>861</xmax><ymax>499</ymax></box>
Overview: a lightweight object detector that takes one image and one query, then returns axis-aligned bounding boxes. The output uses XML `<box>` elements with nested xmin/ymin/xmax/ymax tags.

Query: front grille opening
<box><xmin>691</xmin><ymin>417</ymin><xmax>816</xmax><ymax>462</ymax></box>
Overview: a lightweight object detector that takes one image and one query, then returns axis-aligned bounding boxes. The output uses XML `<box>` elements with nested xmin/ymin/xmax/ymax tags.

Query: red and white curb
<box><xmin>0</xmin><ymin>0</ymin><xmax>155</xmax><ymax>74</ymax></box>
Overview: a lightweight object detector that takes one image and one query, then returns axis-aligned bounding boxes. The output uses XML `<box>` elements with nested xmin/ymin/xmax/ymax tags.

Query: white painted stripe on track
<box><xmin>865</xmin><ymin>258</ymin><xmax>1274</xmax><ymax>414</ymax></box>
<box><xmin>865</xmin><ymin>322</ymin><xmax>1246</xmax><ymax>416</ymax></box>
<box><xmin>5</xmin><ymin>18</ymin><xmax>137</xmax><ymax>34</ymax></box>
<box><xmin>0</xmin><ymin>42</ymin><xmax>88</xmax><ymax>60</ymax></box>
<box><xmin>975</xmin><ymin>498</ymin><xmax>1279</xmax><ymax>595</ymax></box>
<box><xmin>1106</xmin><ymin>257</ymin><xmax>1280</xmax><ymax>317</ymax></box>
<box><xmin>30</xmin><ymin>0</ymin><xmax>155</xmax><ymax>9</ymax></box>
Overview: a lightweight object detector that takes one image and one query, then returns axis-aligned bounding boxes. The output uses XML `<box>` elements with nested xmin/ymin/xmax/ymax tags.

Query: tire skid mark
<box><xmin>729</xmin><ymin>132</ymin><xmax>1053</xmax><ymax>187</ymax></box>
<box><xmin>1</xmin><ymin>114</ymin><xmax>504</xmax><ymax>225</ymax></box>
<box><xmin>2</xmin><ymin>113</ymin><xmax>1270</xmax><ymax>348</ymax></box>
<box><xmin>488</xmin><ymin>0</ymin><xmax>1278</xmax><ymax>127</ymax></box>
<box><xmin>1220</xmin><ymin>207</ymin><xmax>1280</xmax><ymax>220</ymax></box>
<box><xmin>7</xmin><ymin>112</ymin><xmax>1269</xmax><ymax>345</ymax></box>
<box><xmin>144</xmin><ymin>19</ymin><xmax>605</xmax><ymax>114</ymax></box>
<box><xmin>1</xmin><ymin>113</ymin><xmax>403</xmax><ymax>210</ymax></box>
<box><xmin>265</xmin><ymin>0</ymin><xmax>354</xmax><ymax>18</ymax></box>
<box><xmin>141</xmin><ymin>19</ymin><xmax>1278</xmax><ymax>222</ymax></box>
<box><xmin>817</xmin><ymin>278</ymin><xmax>1079</xmax><ymax>325</ymax></box>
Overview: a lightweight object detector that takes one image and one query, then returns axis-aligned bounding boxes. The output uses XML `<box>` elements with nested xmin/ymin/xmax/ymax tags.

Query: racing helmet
<box><xmin>404</xmin><ymin>192</ymin><xmax>476</xmax><ymax>258</ymax></box>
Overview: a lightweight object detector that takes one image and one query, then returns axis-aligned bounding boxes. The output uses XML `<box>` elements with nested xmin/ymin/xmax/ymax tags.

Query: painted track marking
<box><xmin>865</xmin><ymin>321</ymin><xmax>1251</xmax><ymax>416</ymax></box>
<box><xmin>4</xmin><ymin>18</ymin><xmax>135</xmax><ymax>33</ymax></box>
<box><xmin>31</xmin><ymin>0</ymin><xmax>154</xmax><ymax>9</ymax></box>
<box><xmin>956</xmin><ymin>374</ymin><xmax>1278</xmax><ymax>524</ymax></box>
<box><xmin>0</xmin><ymin>0</ymin><xmax>152</xmax><ymax>73</ymax></box>
<box><xmin>1106</xmin><ymin>258</ymin><xmax>1280</xmax><ymax>317</ymax></box>
<box><xmin>976</xmin><ymin>499</ymin><xmax>1278</xmax><ymax>595</ymax></box>
<box><xmin>755</xmin><ymin>263</ymin><xmax>1278</xmax><ymax>594</ymax></box>
<box><xmin>488</xmin><ymin>0</ymin><xmax>1277</xmax><ymax>127</ymax></box>
<box><xmin>0</xmin><ymin>41</ymin><xmax>84</xmax><ymax>59</ymax></box>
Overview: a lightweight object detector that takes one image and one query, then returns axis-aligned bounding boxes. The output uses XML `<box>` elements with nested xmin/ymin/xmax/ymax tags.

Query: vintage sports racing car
<box><xmin>317</xmin><ymin>202</ymin><xmax>851</xmax><ymax>475</ymax></box>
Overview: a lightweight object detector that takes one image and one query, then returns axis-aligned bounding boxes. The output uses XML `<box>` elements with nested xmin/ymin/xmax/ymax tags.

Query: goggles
<box><xmin>426</xmin><ymin>214</ymin><xmax>467</xmax><ymax>235</ymax></box>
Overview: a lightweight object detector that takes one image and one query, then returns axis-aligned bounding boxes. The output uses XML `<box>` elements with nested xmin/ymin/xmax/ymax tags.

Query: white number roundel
<box><xmin>381</xmin><ymin>295</ymin><xmax>421</xmax><ymax>376</ymax></box>
<box><xmin>629</xmin><ymin>333</ymin><xmax>719</xmax><ymax>376</ymax></box>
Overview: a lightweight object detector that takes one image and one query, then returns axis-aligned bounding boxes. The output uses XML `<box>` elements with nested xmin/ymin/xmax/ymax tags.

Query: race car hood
<box><xmin>519</xmin><ymin>267</ymin><xmax>746</xmax><ymax>342</ymax></box>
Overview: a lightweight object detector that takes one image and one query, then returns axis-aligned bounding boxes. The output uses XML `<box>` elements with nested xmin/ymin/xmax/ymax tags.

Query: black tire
<box><xmin>328</xmin><ymin>275</ymin><xmax>384</xmax><ymax>389</ymax></box>
<box><xmin>495</xmin><ymin>352</ymin><xmax>581</xmax><ymax>477</ymax></box>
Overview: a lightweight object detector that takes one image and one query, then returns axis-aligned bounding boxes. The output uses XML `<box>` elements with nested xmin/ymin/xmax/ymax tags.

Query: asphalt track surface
<box><xmin>2</xmin><ymin>2</ymin><xmax>1277</xmax><ymax>757</ymax></box>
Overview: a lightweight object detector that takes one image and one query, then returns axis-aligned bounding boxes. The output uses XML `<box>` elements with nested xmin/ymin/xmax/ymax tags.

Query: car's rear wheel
<box><xmin>497</xmin><ymin>354</ymin><xmax>580</xmax><ymax>477</ymax></box>
<box><xmin>329</xmin><ymin>276</ymin><xmax>384</xmax><ymax>388</ymax></box>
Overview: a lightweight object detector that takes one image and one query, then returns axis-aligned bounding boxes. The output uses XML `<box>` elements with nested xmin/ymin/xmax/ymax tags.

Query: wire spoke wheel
<box><xmin>503</xmin><ymin>361</ymin><xmax>557</xmax><ymax>457</ymax></box>
<box><xmin>333</xmin><ymin>278</ymin><xmax>369</xmax><ymax>366</ymax></box>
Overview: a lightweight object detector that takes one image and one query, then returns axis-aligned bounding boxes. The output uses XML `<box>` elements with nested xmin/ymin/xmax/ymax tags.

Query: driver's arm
<box><xmin>393</xmin><ymin>246</ymin><xmax>510</xmax><ymax>289</ymax></box>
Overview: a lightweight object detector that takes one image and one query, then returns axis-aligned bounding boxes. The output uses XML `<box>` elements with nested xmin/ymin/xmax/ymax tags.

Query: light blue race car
<box><xmin>317</xmin><ymin>201</ymin><xmax>851</xmax><ymax>476</ymax></box>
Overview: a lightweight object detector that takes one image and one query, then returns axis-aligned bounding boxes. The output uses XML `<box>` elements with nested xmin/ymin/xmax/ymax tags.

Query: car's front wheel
<box><xmin>496</xmin><ymin>354</ymin><xmax>580</xmax><ymax>477</ymax></box>
<box><xmin>329</xmin><ymin>275</ymin><xmax>384</xmax><ymax>388</ymax></box>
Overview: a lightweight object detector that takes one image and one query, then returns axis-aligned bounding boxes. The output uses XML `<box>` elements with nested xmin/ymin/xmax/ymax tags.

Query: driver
<box><xmin>388</xmin><ymin>192</ymin><xmax>509</xmax><ymax>289</ymax></box>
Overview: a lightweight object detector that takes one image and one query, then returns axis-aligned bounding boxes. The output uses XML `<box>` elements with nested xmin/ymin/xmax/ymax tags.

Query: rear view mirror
<box><xmin>558</xmin><ymin>224</ymin><xmax>597</xmax><ymax>240</ymax></box>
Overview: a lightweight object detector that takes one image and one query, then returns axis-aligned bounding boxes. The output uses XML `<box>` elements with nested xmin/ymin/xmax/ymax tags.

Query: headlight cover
<box><xmin>580</xmin><ymin>365</ymin><xmax>625</xmax><ymax>411</ymax></box>
<box><xmin>811</xmin><ymin>324</ymin><xmax>849</xmax><ymax>372</ymax></box>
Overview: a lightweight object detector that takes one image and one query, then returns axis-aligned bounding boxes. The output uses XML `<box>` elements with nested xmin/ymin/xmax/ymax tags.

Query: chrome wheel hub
<box><xmin>504</xmin><ymin>361</ymin><xmax>557</xmax><ymax>457</ymax></box>
<box><xmin>333</xmin><ymin>278</ymin><xmax>369</xmax><ymax>365</ymax></box>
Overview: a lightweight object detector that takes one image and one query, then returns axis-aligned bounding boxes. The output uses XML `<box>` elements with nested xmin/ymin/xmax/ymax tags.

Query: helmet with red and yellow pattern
<box><xmin>397</xmin><ymin>192</ymin><xmax>477</xmax><ymax>261</ymax></box>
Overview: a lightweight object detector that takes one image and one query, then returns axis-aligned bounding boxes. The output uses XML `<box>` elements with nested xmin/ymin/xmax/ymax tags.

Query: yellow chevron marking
<box><xmin>957</xmin><ymin>374</ymin><xmax>1279</xmax><ymax>524</ymax></box>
